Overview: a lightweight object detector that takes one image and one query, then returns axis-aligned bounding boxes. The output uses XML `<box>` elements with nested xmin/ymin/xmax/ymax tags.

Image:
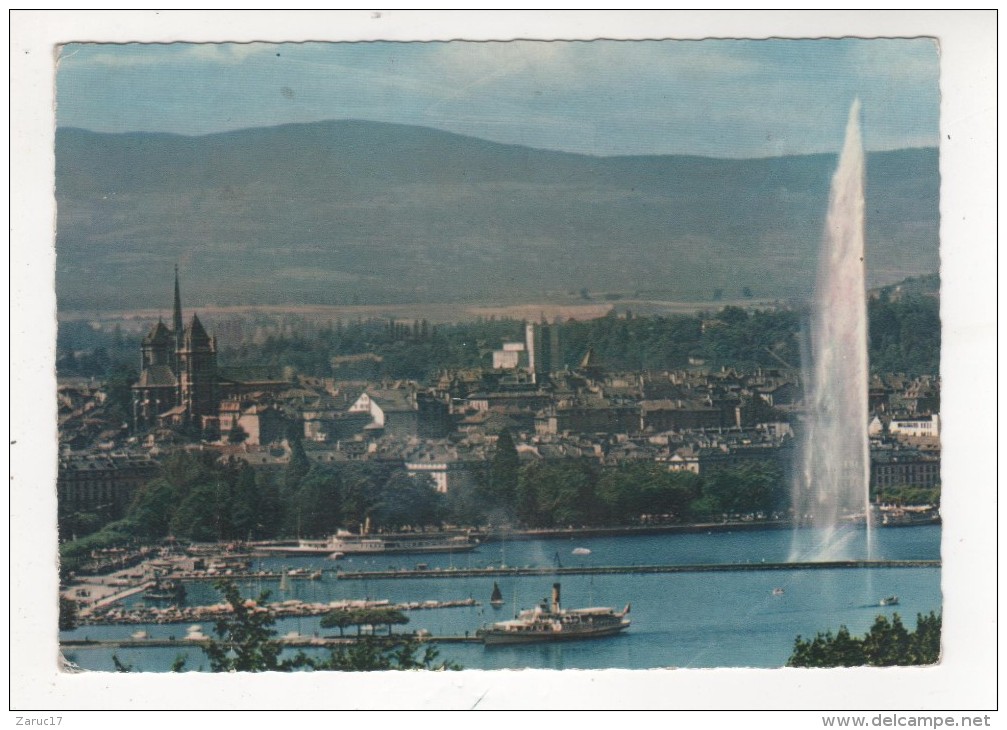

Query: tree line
<box><xmin>59</xmin><ymin>439</ymin><xmax>790</xmax><ymax>572</ymax></box>
<box><xmin>463</xmin><ymin>431</ymin><xmax>788</xmax><ymax>528</ymax></box>
<box><xmin>788</xmin><ymin>612</ymin><xmax>941</xmax><ymax>667</ymax></box>
<box><xmin>57</xmin><ymin>293</ymin><xmax>940</xmax><ymax>382</ymax></box>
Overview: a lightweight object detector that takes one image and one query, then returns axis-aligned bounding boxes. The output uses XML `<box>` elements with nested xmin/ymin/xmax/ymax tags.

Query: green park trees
<box><xmin>597</xmin><ymin>462</ymin><xmax>701</xmax><ymax>524</ymax></box>
<box><xmin>516</xmin><ymin>458</ymin><xmax>601</xmax><ymax>527</ymax></box>
<box><xmin>320</xmin><ymin>608</ymin><xmax>410</xmax><ymax>637</ymax></box>
<box><xmin>787</xmin><ymin>612</ymin><xmax>941</xmax><ymax>667</ymax></box>
<box><xmin>111</xmin><ymin>449</ymin><xmax>793</xmax><ymax>545</ymax></box>
<box><xmin>486</xmin><ymin>430</ymin><xmax>520</xmax><ymax>510</ymax></box>
<box><xmin>118</xmin><ymin>452</ymin><xmax>447</xmax><ymax>544</ymax></box>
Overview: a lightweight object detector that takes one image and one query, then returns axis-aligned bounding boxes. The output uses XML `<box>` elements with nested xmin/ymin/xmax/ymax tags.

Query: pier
<box><xmin>334</xmin><ymin>559</ymin><xmax>940</xmax><ymax>580</ymax></box>
<box><xmin>77</xmin><ymin>596</ymin><xmax>479</xmax><ymax>627</ymax></box>
<box><xmin>62</xmin><ymin>634</ymin><xmax>484</xmax><ymax>650</ymax></box>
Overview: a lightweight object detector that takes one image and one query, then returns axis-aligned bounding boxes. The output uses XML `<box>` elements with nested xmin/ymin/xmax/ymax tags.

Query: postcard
<box><xmin>10</xmin><ymin>9</ymin><xmax>997</xmax><ymax>717</ymax></box>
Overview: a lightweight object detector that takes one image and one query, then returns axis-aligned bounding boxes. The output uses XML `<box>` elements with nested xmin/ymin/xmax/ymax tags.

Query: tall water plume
<box><xmin>792</xmin><ymin>99</ymin><xmax>872</xmax><ymax>560</ymax></box>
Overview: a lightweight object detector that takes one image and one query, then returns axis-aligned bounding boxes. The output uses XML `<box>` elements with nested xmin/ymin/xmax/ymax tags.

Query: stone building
<box><xmin>131</xmin><ymin>268</ymin><xmax>288</xmax><ymax>436</ymax></box>
<box><xmin>132</xmin><ymin>267</ymin><xmax>218</xmax><ymax>431</ymax></box>
<box><xmin>57</xmin><ymin>452</ymin><xmax>159</xmax><ymax>521</ymax></box>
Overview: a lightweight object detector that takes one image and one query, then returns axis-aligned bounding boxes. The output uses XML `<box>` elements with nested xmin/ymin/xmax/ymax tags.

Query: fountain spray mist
<box><xmin>792</xmin><ymin>99</ymin><xmax>872</xmax><ymax>560</ymax></box>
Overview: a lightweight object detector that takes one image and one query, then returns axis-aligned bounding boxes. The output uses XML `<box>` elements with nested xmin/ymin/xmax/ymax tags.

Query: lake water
<box><xmin>60</xmin><ymin>525</ymin><xmax>941</xmax><ymax>671</ymax></box>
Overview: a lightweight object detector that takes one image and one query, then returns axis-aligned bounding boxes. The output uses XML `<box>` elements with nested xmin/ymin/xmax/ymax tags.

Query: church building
<box><xmin>132</xmin><ymin>267</ymin><xmax>219</xmax><ymax>432</ymax></box>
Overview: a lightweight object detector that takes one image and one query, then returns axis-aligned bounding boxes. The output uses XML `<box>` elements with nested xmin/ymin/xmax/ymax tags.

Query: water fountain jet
<box><xmin>791</xmin><ymin>99</ymin><xmax>872</xmax><ymax>560</ymax></box>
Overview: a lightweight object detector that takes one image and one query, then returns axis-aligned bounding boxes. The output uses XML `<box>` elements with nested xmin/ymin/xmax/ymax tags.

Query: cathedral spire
<box><xmin>173</xmin><ymin>264</ymin><xmax>183</xmax><ymax>344</ymax></box>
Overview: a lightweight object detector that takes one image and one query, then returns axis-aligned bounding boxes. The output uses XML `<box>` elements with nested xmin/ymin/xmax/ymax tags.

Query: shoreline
<box><xmin>478</xmin><ymin>519</ymin><xmax>794</xmax><ymax>542</ymax></box>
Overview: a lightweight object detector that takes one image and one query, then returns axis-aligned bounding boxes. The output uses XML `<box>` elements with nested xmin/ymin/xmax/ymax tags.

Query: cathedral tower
<box><xmin>178</xmin><ymin>313</ymin><xmax>218</xmax><ymax>424</ymax></box>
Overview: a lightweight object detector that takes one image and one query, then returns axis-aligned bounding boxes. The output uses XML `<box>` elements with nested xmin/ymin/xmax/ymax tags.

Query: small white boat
<box><xmin>131</xmin><ymin>630</ymin><xmax>150</xmax><ymax>640</ymax></box>
<box><xmin>771</xmin><ymin>588</ymin><xmax>785</xmax><ymax>596</ymax></box>
<box><xmin>572</xmin><ymin>547</ymin><xmax>592</xmax><ymax>556</ymax></box>
<box><xmin>879</xmin><ymin>595</ymin><xmax>899</xmax><ymax>606</ymax></box>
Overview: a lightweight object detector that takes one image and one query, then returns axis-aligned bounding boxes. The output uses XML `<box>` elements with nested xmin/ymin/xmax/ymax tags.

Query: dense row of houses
<box><xmin>56</xmin><ymin>279</ymin><xmax>940</xmax><ymax>521</ymax></box>
<box><xmin>57</xmin><ymin>361</ymin><xmax>940</xmax><ymax>522</ymax></box>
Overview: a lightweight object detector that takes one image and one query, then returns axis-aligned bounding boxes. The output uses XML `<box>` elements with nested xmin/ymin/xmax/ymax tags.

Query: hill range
<box><xmin>55</xmin><ymin>120</ymin><xmax>939</xmax><ymax>313</ymax></box>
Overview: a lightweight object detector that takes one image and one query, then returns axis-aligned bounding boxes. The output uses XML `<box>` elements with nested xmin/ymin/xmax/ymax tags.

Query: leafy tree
<box><xmin>103</xmin><ymin>364</ymin><xmax>138</xmax><ymax>423</ymax></box>
<box><xmin>335</xmin><ymin>462</ymin><xmax>396</xmax><ymax>529</ymax></box>
<box><xmin>443</xmin><ymin>481</ymin><xmax>488</xmax><ymax>527</ymax></box>
<box><xmin>169</xmin><ymin>480</ymin><xmax>234</xmax><ymax>542</ymax></box>
<box><xmin>597</xmin><ymin>462</ymin><xmax>702</xmax><ymax>524</ymax></box>
<box><xmin>717</xmin><ymin>306</ymin><xmax>749</xmax><ymax>327</ymax></box>
<box><xmin>694</xmin><ymin>463</ymin><xmax>785</xmax><ymax>519</ymax></box>
<box><xmin>128</xmin><ymin>479</ymin><xmax>179</xmax><ymax>538</ymax></box>
<box><xmin>201</xmin><ymin>580</ymin><xmax>307</xmax><ymax>672</ymax></box>
<box><xmin>516</xmin><ymin>459</ymin><xmax>600</xmax><ymax>527</ymax></box>
<box><xmin>59</xmin><ymin>596</ymin><xmax>79</xmax><ymax>631</ymax></box>
<box><xmin>317</xmin><ymin>636</ymin><xmax>460</xmax><ymax>672</ymax></box>
<box><xmin>874</xmin><ymin>485</ymin><xmax>941</xmax><ymax>507</ymax></box>
<box><xmin>486</xmin><ymin>430</ymin><xmax>520</xmax><ymax>510</ymax></box>
<box><xmin>290</xmin><ymin>466</ymin><xmax>343</xmax><ymax>536</ymax></box>
<box><xmin>319</xmin><ymin>610</ymin><xmax>356</xmax><ymax>637</ymax></box>
<box><xmin>788</xmin><ymin>612</ymin><xmax>941</xmax><ymax>667</ymax></box>
<box><xmin>371</xmin><ymin>472</ymin><xmax>443</xmax><ymax>531</ymax></box>
<box><xmin>58</xmin><ymin>510</ymin><xmax>106</xmax><ymax>541</ymax></box>
<box><xmin>227</xmin><ymin>424</ymin><xmax>249</xmax><ymax>444</ymax></box>
<box><xmin>284</xmin><ymin>435</ymin><xmax>312</xmax><ymax>490</ymax></box>
<box><xmin>229</xmin><ymin>465</ymin><xmax>269</xmax><ymax>540</ymax></box>
<box><xmin>787</xmin><ymin>625</ymin><xmax>866</xmax><ymax>667</ymax></box>
<box><xmin>59</xmin><ymin>518</ymin><xmax>137</xmax><ymax>579</ymax></box>
<box><xmin>868</xmin><ymin>293</ymin><xmax>940</xmax><ymax>375</ymax></box>
<box><xmin>201</xmin><ymin>580</ymin><xmax>460</xmax><ymax>672</ymax></box>
<box><xmin>321</xmin><ymin>608</ymin><xmax>410</xmax><ymax>637</ymax></box>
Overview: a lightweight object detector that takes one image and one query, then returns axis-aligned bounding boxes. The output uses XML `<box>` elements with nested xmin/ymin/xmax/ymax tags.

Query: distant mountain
<box><xmin>55</xmin><ymin>120</ymin><xmax>939</xmax><ymax>312</ymax></box>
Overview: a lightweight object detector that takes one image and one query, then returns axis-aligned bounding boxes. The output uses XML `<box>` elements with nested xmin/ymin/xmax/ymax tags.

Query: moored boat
<box><xmin>261</xmin><ymin>531</ymin><xmax>479</xmax><ymax>557</ymax></box>
<box><xmin>490</xmin><ymin>582</ymin><xmax>505</xmax><ymax>608</ymax></box>
<box><xmin>477</xmin><ymin>583</ymin><xmax>630</xmax><ymax>645</ymax></box>
<box><xmin>144</xmin><ymin>579</ymin><xmax>186</xmax><ymax>604</ymax></box>
<box><xmin>879</xmin><ymin>595</ymin><xmax>899</xmax><ymax>606</ymax></box>
<box><xmin>876</xmin><ymin>505</ymin><xmax>941</xmax><ymax>527</ymax></box>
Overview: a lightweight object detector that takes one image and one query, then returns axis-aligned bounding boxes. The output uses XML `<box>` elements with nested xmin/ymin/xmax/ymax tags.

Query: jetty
<box><xmin>77</xmin><ymin>596</ymin><xmax>479</xmax><ymax>627</ymax></box>
<box><xmin>62</xmin><ymin>634</ymin><xmax>484</xmax><ymax>650</ymax></box>
<box><xmin>335</xmin><ymin>559</ymin><xmax>940</xmax><ymax>580</ymax></box>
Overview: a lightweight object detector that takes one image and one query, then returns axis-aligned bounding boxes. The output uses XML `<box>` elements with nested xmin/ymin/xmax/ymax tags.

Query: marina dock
<box><xmin>76</xmin><ymin>597</ymin><xmax>480</xmax><ymax>627</ymax></box>
<box><xmin>62</xmin><ymin>634</ymin><xmax>484</xmax><ymax>650</ymax></box>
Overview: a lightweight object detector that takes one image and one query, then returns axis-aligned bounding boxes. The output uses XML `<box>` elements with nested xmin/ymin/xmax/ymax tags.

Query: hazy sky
<box><xmin>56</xmin><ymin>38</ymin><xmax>939</xmax><ymax>158</ymax></box>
